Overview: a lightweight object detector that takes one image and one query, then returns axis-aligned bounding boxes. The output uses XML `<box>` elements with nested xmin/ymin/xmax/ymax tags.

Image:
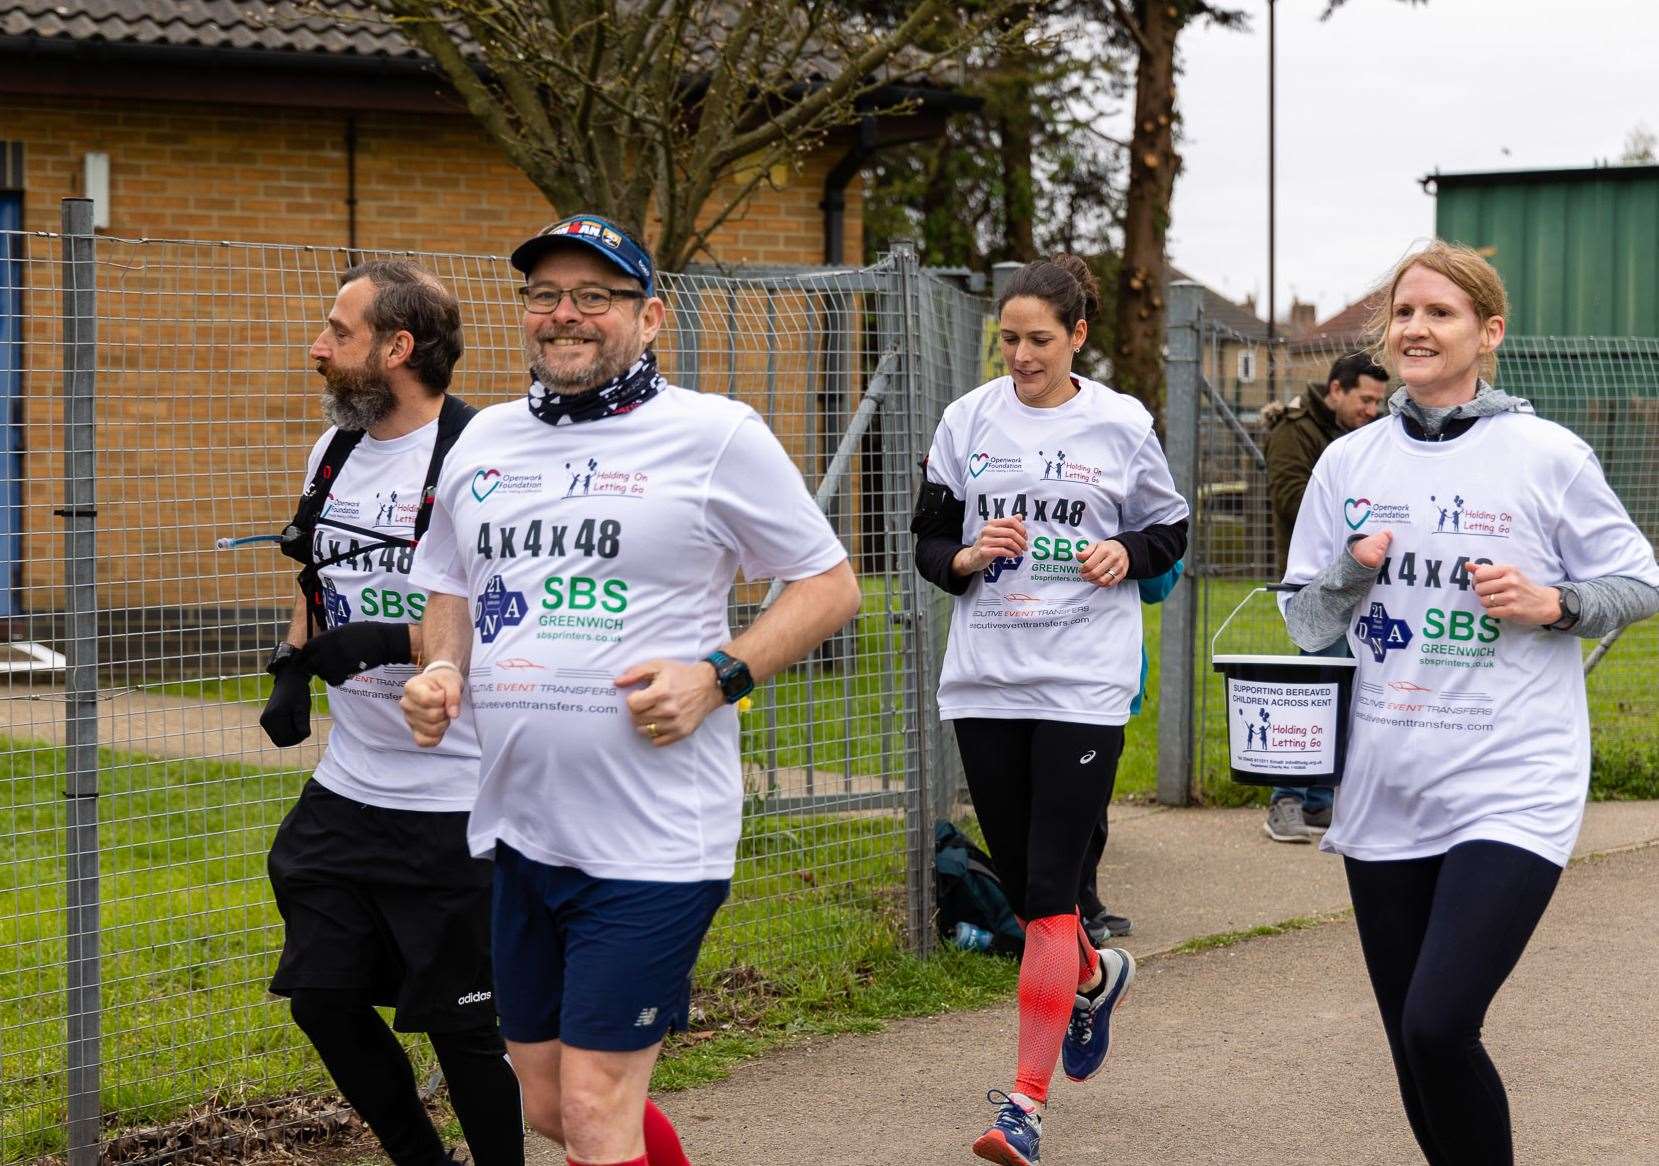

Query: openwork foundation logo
<box><xmin>967</xmin><ymin>451</ymin><xmax>1022</xmax><ymax>478</ymax></box>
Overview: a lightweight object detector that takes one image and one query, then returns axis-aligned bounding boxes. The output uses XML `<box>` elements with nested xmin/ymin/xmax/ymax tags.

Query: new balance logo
<box><xmin>1079</xmin><ymin>750</ymin><xmax>1097</xmax><ymax>764</ymax></box>
<box><xmin>457</xmin><ymin>990</ymin><xmax>493</xmax><ymax>1006</ymax></box>
<box><xmin>633</xmin><ymin>1007</ymin><xmax>658</xmax><ymax>1027</ymax></box>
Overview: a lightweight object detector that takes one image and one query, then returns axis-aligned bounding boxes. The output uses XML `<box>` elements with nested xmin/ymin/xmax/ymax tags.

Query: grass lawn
<box><xmin>0</xmin><ymin>734</ymin><xmax>972</xmax><ymax>1162</ymax></box>
<box><xmin>7</xmin><ymin>573</ymin><xmax>1651</xmax><ymax>1159</ymax></box>
<box><xmin>144</xmin><ymin>571</ymin><xmax>1654</xmax><ymax>811</ymax></box>
<box><xmin>1190</xmin><ymin>577</ymin><xmax>1659</xmax><ymax>804</ymax></box>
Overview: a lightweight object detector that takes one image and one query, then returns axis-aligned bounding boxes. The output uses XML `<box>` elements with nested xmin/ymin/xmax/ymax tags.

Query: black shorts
<box><xmin>267</xmin><ymin>778</ymin><xmax>496</xmax><ymax>1033</ymax></box>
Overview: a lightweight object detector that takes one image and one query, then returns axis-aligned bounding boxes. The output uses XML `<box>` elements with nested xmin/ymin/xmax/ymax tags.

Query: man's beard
<box><xmin>319</xmin><ymin>355</ymin><xmax>396</xmax><ymax>431</ymax></box>
<box><xmin>527</xmin><ymin>325</ymin><xmax>637</xmax><ymax>393</ymax></box>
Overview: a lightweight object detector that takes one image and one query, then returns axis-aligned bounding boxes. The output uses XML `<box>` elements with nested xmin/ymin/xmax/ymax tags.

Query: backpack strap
<box><xmin>279</xmin><ymin>426</ymin><xmax>367</xmax><ymax>637</ymax></box>
<box><xmin>414</xmin><ymin>393</ymin><xmax>477</xmax><ymax>543</ymax></box>
<box><xmin>279</xmin><ymin>395</ymin><xmax>476</xmax><ymax>637</ymax></box>
<box><xmin>280</xmin><ymin>426</ymin><xmax>366</xmax><ymax>567</ymax></box>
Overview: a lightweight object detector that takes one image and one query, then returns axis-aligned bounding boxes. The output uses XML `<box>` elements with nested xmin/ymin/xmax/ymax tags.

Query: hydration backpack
<box><xmin>279</xmin><ymin>393</ymin><xmax>476</xmax><ymax>636</ymax></box>
<box><xmin>933</xmin><ymin>820</ymin><xmax>1025</xmax><ymax>956</ymax></box>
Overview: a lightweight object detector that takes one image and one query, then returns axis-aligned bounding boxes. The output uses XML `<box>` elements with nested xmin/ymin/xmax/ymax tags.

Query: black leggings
<box><xmin>953</xmin><ymin>718</ymin><xmax>1124</xmax><ymax>920</ymax></box>
<box><xmin>290</xmin><ymin>990</ymin><xmax>524</xmax><ymax>1166</ymax></box>
<box><xmin>1344</xmin><ymin>840</ymin><xmax>1561</xmax><ymax>1166</ymax></box>
<box><xmin>1078</xmin><ymin>817</ymin><xmax>1109</xmax><ymax>917</ymax></box>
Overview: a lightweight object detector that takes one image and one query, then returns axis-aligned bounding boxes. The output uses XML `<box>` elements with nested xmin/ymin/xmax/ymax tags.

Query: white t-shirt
<box><xmin>1283</xmin><ymin>412</ymin><xmax>1659</xmax><ymax>866</ymax></box>
<box><xmin>408</xmin><ymin>385</ymin><xmax>848</xmax><ymax>882</ymax></box>
<box><xmin>303</xmin><ymin>419</ymin><xmax>483</xmax><ymax>811</ymax></box>
<box><xmin>925</xmin><ymin>376</ymin><xmax>1189</xmax><ymax>725</ymax></box>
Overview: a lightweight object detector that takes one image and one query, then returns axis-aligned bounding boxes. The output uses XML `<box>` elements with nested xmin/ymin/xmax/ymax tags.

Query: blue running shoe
<box><xmin>1062</xmin><ymin>946</ymin><xmax>1135</xmax><ymax>1083</ymax></box>
<box><xmin>972</xmin><ymin>1089</ymin><xmax>1042</xmax><ymax>1165</ymax></box>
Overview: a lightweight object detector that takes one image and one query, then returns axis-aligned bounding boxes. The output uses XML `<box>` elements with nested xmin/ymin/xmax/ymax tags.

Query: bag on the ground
<box><xmin>933</xmin><ymin>821</ymin><xmax>1024</xmax><ymax>956</ymax></box>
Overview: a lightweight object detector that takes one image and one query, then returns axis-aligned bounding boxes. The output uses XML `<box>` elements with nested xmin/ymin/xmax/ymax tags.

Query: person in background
<box><xmin>1261</xmin><ymin>352</ymin><xmax>1387</xmax><ymax>842</ymax></box>
<box><xmin>261</xmin><ymin>260</ymin><xmax>521</xmax><ymax>1166</ymax></box>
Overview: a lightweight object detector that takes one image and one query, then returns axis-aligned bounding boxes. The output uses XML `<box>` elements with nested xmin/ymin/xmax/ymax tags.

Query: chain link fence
<box><xmin>1164</xmin><ymin>282</ymin><xmax>1659</xmax><ymax>803</ymax></box>
<box><xmin>11</xmin><ymin>223</ymin><xmax>1654</xmax><ymax>1162</ymax></box>
<box><xmin>0</xmin><ymin>202</ymin><xmax>989</xmax><ymax>1164</ymax></box>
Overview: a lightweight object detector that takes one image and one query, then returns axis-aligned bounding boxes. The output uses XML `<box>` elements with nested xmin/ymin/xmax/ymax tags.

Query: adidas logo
<box><xmin>457</xmin><ymin>990</ymin><xmax>493</xmax><ymax>1006</ymax></box>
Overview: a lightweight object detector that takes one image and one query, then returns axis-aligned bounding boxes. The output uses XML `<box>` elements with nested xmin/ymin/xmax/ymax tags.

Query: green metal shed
<box><xmin>1428</xmin><ymin>163</ymin><xmax>1659</xmax><ymax>337</ymax></box>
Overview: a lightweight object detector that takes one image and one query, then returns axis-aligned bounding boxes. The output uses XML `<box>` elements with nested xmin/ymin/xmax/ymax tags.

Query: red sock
<box><xmin>643</xmin><ymin>1099</ymin><xmax>692</xmax><ymax>1166</ymax></box>
<box><xmin>567</xmin><ymin>1157</ymin><xmax>647</xmax><ymax>1166</ymax></box>
<box><xmin>1013</xmin><ymin>913</ymin><xmax>1083</xmax><ymax>1103</ymax></box>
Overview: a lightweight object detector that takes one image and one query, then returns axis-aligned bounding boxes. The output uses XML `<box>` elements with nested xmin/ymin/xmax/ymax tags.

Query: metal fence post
<box><xmin>893</xmin><ymin>243</ymin><xmax>936</xmax><ymax>956</ymax></box>
<box><xmin>1157</xmin><ymin>281</ymin><xmax>1203</xmax><ymax>806</ymax></box>
<box><xmin>60</xmin><ymin>197</ymin><xmax>102</xmax><ymax>1166</ymax></box>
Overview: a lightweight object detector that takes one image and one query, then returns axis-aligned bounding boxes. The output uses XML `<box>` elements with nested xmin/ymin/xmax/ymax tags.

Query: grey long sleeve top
<box><xmin>1284</xmin><ymin>383</ymin><xmax>1659</xmax><ymax>647</ymax></box>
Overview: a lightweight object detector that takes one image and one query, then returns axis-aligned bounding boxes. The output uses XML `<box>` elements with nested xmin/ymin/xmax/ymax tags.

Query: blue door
<box><xmin>0</xmin><ymin>193</ymin><xmax>20</xmax><ymax>615</ymax></box>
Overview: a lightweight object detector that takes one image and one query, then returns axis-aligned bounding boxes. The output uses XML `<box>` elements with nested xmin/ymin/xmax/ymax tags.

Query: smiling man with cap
<box><xmin>400</xmin><ymin>214</ymin><xmax>862</xmax><ymax>1166</ymax></box>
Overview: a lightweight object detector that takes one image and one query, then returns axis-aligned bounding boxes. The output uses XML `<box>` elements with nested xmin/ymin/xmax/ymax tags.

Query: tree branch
<box><xmin>1106</xmin><ymin>0</ymin><xmax>1152</xmax><ymax>55</ymax></box>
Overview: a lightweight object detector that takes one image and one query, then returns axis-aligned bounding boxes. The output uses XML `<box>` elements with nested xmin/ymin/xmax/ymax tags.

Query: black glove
<box><xmin>298</xmin><ymin>622</ymin><xmax>413</xmax><ymax>686</ymax></box>
<box><xmin>260</xmin><ymin>654</ymin><xmax>312</xmax><ymax>747</ymax></box>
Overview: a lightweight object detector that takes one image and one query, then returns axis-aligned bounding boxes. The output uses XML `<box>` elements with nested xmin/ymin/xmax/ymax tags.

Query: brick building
<box><xmin>0</xmin><ymin>1</ymin><xmax>961</xmax><ymax>655</ymax></box>
<box><xmin>0</xmin><ymin>0</ymin><xmax>922</xmax><ymax>260</ymax></box>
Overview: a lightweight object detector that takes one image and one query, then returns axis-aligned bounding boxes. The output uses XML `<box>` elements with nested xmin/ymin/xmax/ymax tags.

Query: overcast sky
<box><xmin>1132</xmin><ymin>0</ymin><xmax>1654</xmax><ymax>322</ymax></box>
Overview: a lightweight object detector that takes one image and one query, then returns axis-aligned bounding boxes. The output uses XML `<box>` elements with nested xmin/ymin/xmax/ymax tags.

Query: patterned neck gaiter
<box><xmin>527</xmin><ymin>350</ymin><xmax>664</xmax><ymax>427</ymax></box>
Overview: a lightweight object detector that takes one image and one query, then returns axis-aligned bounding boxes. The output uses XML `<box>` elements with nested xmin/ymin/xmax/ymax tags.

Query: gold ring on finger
<box><xmin>645</xmin><ymin>722</ymin><xmax>659</xmax><ymax>739</ymax></box>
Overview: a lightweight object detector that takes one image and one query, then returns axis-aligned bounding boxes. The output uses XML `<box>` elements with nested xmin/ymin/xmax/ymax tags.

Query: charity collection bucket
<box><xmin>1210</xmin><ymin>585</ymin><xmax>1356</xmax><ymax>788</ymax></box>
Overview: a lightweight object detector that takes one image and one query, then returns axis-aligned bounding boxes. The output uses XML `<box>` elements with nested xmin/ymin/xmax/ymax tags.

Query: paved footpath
<box><xmin>526</xmin><ymin>801</ymin><xmax>1659</xmax><ymax>1165</ymax></box>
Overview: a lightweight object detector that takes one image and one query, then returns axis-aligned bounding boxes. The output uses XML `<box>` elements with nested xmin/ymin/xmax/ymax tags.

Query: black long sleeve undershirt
<box><xmin>1116</xmin><ymin>518</ymin><xmax>1189</xmax><ymax>580</ymax></box>
<box><xmin>910</xmin><ymin>481</ymin><xmax>972</xmax><ymax>595</ymax></box>
<box><xmin>910</xmin><ymin>477</ymin><xmax>1189</xmax><ymax>594</ymax></box>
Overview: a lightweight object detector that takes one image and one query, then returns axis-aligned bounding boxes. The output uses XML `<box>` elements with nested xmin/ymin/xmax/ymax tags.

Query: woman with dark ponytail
<box><xmin>911</xmin><ymin>255</ymin><xmax>1189</xmax><ymax>1164</ymax></box>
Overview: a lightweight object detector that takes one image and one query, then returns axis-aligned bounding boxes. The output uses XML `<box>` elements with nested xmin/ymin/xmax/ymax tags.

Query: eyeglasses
<box><xmin>517</xmin><ymin>285</ymin><xmax>646</xmax><ymax>315</ymax></box>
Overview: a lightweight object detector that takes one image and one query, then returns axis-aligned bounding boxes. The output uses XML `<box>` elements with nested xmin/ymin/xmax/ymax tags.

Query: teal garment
<box><xmin>1130</xmin><ymin>560</ymin><xmax>1186</xmax><ymax>716</ymax></box>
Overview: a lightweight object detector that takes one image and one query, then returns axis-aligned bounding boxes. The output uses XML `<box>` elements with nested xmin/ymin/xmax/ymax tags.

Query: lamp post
<box><xmin>1266</xmin><ymin>0</ymin><xmax>1278</xmax><ymax>400</ymax></box>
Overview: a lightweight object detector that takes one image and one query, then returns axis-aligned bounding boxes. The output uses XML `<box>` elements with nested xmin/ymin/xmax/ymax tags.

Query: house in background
<box><xmin>1169</xmin><ymin>266</ymin><xmax>1269</xmax><ymax>412</ymax></box>
<box><xmin>1280</xmin><ymin>292</ymin><xmax>1381</xmax><ymax>402</ymax></box>
<box><xmin>0</xmin><ymin>0</ymin><xmax>973</xmax><ymax>261</ymax></box>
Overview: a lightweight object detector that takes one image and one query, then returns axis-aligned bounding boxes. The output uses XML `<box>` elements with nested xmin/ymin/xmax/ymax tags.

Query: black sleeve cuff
<box><xmin>916</xmin><ymin>536</ymin><xmax>973</xmax><ymax>595</ymax></box>
<box><xmin>910</xmin><ymin>471</ymin><xmax>972</xmax><ymax>596</ymax></box>
<box><xmin>1114</xmin><ymin>518</ymin><xmax>1189</xmax><ymax>579</ymax></box>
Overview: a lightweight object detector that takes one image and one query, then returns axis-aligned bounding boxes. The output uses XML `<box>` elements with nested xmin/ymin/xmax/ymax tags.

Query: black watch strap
<box><xmin>1546</xmin><ymin>584</ymin><xmax>1581</xmax><ymax>631</ymax></box>
<box><xmin>704</xmin><ymin>649</ymin><xmax>754</xmax><ymax>704</ymax></box>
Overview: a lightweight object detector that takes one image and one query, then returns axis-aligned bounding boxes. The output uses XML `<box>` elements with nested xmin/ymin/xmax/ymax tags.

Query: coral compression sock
<box><xmin>1013</xmin><ymin>913</ymin><xmax>1087</xmax><ymax>1103</ymax></box>
<box><xmin>1076</xmin><ymin>916</ymin><xmax>1101</xmax><ymax>988</ymax></box>
<box><xmin>567</xmin><ymin>1158</ymin><xmax>647</xmax><ymax>1166</ymax></box>
<box><xmin>642</xmin><ymin>1100</ymin><xmax>692</xmax><ymax>1166</ymax></box>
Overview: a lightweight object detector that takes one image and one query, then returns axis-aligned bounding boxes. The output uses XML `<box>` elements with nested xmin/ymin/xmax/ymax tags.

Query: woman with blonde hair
<box><xmin>1281</xmin><ymin>241</ymin><xmax>1659</xmax><ymax>1163</ymax></box>
<box><xmin>911</xmin><ymin>253</ymin><xmax>1189</xmax><ymax>1164</ymax></box>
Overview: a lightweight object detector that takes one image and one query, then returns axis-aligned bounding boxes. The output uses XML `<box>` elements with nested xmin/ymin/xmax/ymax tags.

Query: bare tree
<box><xmin>1621</xmin><ymin>123</ymin><xmax>1658</xmax><ymax>165</ymax></box>
<box><xmin>1105</xmin><ymin>1</ymin><xmax>1243</xmax><ymax>418</ymax></box>
<box><xmin>372</xmin><ymin>0</ymin><xmax>1022</xmax><ymax>269</ymax></box>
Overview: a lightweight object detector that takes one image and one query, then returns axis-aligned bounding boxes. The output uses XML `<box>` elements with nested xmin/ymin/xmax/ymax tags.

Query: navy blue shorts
<box><xmin>490</xmin><ymin>842</ymin><xmax>729</xmax><ymax>1051</ymax></box>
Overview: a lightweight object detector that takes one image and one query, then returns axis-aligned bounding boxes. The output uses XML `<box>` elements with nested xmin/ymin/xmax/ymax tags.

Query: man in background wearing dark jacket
<box><xmin>1260</xmin><ymin>352</ymin><xmax>1387</xmax><ymax>842</ymax></box>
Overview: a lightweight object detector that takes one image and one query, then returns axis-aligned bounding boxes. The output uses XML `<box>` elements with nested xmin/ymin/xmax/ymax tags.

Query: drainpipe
<box><xmin>821</xmin><ymin>116</ymin><xmax>880</xmax><ymax>264</ymax></box>
<box><xmin>345</xmin><ymin>115</ymin><xmax>359</xmax><ymax>257</ymax></box>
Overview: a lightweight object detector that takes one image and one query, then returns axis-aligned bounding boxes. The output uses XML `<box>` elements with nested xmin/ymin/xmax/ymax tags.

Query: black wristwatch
<box><xmin>703</xmin><ymin>649</ymin><xmax>755</xmax><ymax>704</ymax></box>
<box><xmin>266</xmin><ymin>641</ymin><xmax>301</xmax><ymax>674</ymax></box>
<box><xmin>1546</xmin><ymin>584</ymin><xmax>1581</xmax><ymax>632</ymax></box>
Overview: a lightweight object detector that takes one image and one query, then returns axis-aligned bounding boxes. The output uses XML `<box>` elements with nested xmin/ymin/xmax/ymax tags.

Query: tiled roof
<box><xmin>0</xmin><ymin>0</ymin><xmax>421</xmax><ymax>60</ymax></box>
<box><xmin>1302</xmin><ymin>293</ymin><xmax>1381</xmax><ymax>344</ymax></box>
<box><xmin>1168</xmin><ymin>266</ymin><xmax>1268</xmax><ymax>341</ymax></box>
